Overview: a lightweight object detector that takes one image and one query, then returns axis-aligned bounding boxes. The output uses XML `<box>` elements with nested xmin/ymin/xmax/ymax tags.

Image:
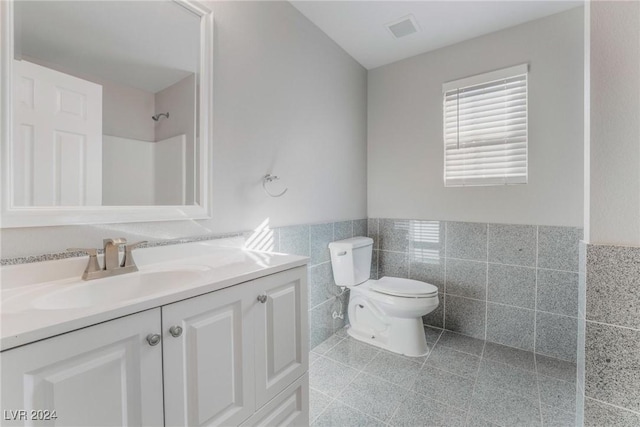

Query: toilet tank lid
<box><xmin>328</xmin><ymin>236</ymin><xmax>373</xmax><ymax>250</ymax></box>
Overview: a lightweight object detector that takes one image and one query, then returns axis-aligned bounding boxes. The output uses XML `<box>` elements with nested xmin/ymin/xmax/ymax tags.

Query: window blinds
<box><xmin>443</xmin><ymin>64</ymin><xmax>528</xmax><ymax>187</ymax></box>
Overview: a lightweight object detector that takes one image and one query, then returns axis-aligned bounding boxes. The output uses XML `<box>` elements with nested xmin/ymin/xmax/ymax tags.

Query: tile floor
<box><xmin>310</xmin><ymin>327</ymin><xmax>577</xmax><ymax>427</ymax></box>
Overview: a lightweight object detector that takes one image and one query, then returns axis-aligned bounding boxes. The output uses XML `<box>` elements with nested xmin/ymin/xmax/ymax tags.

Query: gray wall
<box><xmin>1</xmin><ymin>1</ymin><xmax>368</xmax><ymax>259</ymax></box>
<box><xmin>367</xmin><ymin>8</ymin><xmax>584</xmax><ymax>227</ymax></box>
<box><xmin>368</xmin><ymin>218</ymin><xmax>582</xmax><ymax>362</ymax></box>
<box><xmin>579</xmin><ymin>2</ymin><xmax>640</xmax><ymax>425</ymax></box>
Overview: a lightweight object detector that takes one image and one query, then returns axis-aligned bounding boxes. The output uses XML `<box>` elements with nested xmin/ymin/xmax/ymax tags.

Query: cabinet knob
<box><xmin>169</xmin><ymin>325</ymin><xmax>183</xmax><ymax>338</ymax></box>
<box><xmin>146</xmin><ymin>333</ymin><xmax>161</xmax><ymax>346</ymax></box>
<box><xmin>257</xmin><ymin>294</ymin><xmax>268</xmax><ymax>304</ymax></box>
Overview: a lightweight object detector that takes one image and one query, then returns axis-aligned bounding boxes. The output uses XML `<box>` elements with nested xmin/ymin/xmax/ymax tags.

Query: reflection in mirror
<box><xmin>13</xmin><ymin>1</ymin><xmax>200</xmax><ymax>207</ymax></box>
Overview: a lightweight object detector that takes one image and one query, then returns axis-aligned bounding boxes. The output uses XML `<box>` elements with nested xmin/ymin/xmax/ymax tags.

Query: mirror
<box><xmin>1</xmin><ymin>0</ymin><xmax>213</xmax><ymax>227</ymax></box>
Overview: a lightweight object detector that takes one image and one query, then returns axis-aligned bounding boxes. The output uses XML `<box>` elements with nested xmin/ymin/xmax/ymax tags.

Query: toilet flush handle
<box><xmin>337</xmin><ymin>251</ymin><xmax>347</xmax><ymax>256</ymax></box>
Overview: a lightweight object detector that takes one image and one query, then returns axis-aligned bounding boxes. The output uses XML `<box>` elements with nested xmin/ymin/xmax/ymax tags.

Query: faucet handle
<box><xmin>103</xmin><ymin>237</ymin><xmax>127</xmax><ymax>246</ymax></box>
<box><xmin>67</xmin><ymin>248</ymin><xmax>102</xmax><ymax>280</ymax></box>
<box><xmin>121</xmin><ymin>241</ymin><xmax>148</xmax><ymax>268</ymax></box>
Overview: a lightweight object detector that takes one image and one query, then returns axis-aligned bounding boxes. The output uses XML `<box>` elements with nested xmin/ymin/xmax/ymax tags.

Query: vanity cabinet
<box><xmin>1</xmin><ymin>266</ymin><xmax>308</xmax><ymax>427</ymax></box>
<box><xmin>0</xmin><ymin>309</ymin><xmax>164</xmax><ymax>426</ymax></box>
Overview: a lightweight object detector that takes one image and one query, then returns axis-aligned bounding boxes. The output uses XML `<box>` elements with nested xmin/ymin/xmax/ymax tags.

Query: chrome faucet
<box><xmin>68</xmin><ymin>238</ymin><xmax>147</xmax><ymax>280</ymax></box>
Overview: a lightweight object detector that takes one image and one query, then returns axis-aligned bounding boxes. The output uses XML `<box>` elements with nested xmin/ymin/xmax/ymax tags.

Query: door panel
<box><xmin>162</xmin><ymin>286</ymin><xmax>255</xmax><ymax>426</ymax></box>
<box><xmin>254</xmin><ymin>267</ymin><xmax>308</xmax><ymax>407</ymax></box>
<box><xmin>0</xmin><ymin>309</ymin><xmax>163</xmax><ymax>427</ymax></box>
<box><xmin>240</xmin><ymin>374</ymin><xmax>309</xmax><ymax>427</ymax></box>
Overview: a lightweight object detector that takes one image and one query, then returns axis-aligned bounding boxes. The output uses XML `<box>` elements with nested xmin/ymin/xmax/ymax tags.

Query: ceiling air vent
<box><xmin>386</xmin><ymin>14</ymin><xmax>420</xmax><ymax>39</ymax></box>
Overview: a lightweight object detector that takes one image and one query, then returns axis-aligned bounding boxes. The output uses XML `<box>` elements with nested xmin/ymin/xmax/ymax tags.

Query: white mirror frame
<box><xmin>0</xmin><ymin>0</ymin><xmax>213</xmax><ymax>228</ymax></box>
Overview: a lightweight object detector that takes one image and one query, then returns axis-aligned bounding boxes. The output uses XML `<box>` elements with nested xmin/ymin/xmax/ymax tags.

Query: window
<box><xmin>443</xmin><ymin>64</ymin><xmax>528</xmax><ymax>187</ymax></box>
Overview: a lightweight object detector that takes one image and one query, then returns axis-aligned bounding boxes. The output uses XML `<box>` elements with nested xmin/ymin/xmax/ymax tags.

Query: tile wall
<box><xmin>577</xmin><ymin>243</ymin><xmax>640</xmax><ymax>426</ymax></box>
<box><xmin>367</xmin><ymin>218</ymin><xmax>583</xmax><ymax>362</ymax></box>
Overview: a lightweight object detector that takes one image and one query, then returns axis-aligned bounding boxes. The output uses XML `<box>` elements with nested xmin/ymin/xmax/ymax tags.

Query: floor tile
<box><xmin>538</xmin><ymin>374</ymin><xmax>577</xmax><ymax>414</ymax></box>
<box><xmin>475</xmin><ymin>359</ymin><xmax>538</xmax><ymax>400</ymax></box>
<box><xmin>334</xmin><ymin>326</ymin><xmax>349</xmax><ymax>338</ymax></box>
<box><xmin>536</xmin><ymin>354</ymin><xmax>577</xmax><ymax>383</ymax></box>
<box><xmin>411</xmin><ymin>366</ymin><xmax>476</xmax><ymax>410</ymax></box>
<box><xmin>309</xmin><ymin>356</ymin><xmax>359</xmax><ymax>397</ymax></box>
<box><xmin>482</xmin><ymin>341</ymin><xmax>536</xmax><ymax>372</ymax></box>
<box><xmin>310</xmin><ymin>351</ymin><xmax>321</xmax><ymax>365</ymax></box>
<box><xmin>426</xmin><ymin>344</ymin><xmax>482</xmax><ymax>379</ymax></box>
<box><xmin>465</xmin><ymin>417</ymin><xmax>501</xmax><ymax>427</ymax></box>
<box><xmin>541</xmin><ymin>404</ymin><xmax>577</xmax><ymax>427</ymax></box>
<box><xmin>324</xmin><ymin>338</ymin><xmax>380</xmax><ymax>369</ymax></box>
<box><xmin>363</xmin><ymin>350</ymin><xmax>423</xmax><ymax>388</ymax></box>
<box><xmin>312</xmin><ymin>400</ymin><xmax>386</xmax><ymax>427</ymax></box>
<box><xmin>338</xmin><ymin>373</ymin><xmax>408</xmax><ymax>422</ymax></box>
<box><xmin>469</xmin><ymin>385</ymin><xmax>542</xmax><ymax>426</ymax></box>
<box><xmin>436</xmin><ymin>330</ymin><xmax>485</xmax><ymax>356</ymax></box>
<box><xmin>312</xmin><ymin>334</ymin><xmax>343</xmax><ymax>354</ymax></box>
<box><xmin>389</xmin><ymin>391</ymin><xmax>467</xmax><ymax>427</ymax></box>
<box><xmin>310</xmin><ymin>388</ymin><xmax>334</xmax><ymax>423</ymax></box>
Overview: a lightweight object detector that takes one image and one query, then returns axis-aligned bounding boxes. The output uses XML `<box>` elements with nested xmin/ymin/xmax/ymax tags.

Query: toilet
<box><xmin>328</xmin><ymin>236</ymin><xmax>439</xmax><ymax>357</ymax></box>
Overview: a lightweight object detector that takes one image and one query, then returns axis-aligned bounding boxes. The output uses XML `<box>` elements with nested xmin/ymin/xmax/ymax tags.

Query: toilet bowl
<box><xmin>328</xmin><ymin>237</ymin><xmax>439</xmax><ymax>357</ymax></box>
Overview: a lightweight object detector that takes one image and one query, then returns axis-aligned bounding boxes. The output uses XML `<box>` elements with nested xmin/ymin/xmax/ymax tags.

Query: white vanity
<box><xmin>0</xmin><ymin>240</ymin><xmax>309</xmax><ymax>426</ymax></box>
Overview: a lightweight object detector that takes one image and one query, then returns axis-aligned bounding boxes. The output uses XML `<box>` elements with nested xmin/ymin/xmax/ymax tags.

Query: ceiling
<box><xmin>290</xmin><ymin>1</ymin><xmax>583</xmax><ymax>70</ymax></box>
<box><xmin>15</xmin><ymin>1</ymin><xmax>200</xmax><ymax>93</ymax></box>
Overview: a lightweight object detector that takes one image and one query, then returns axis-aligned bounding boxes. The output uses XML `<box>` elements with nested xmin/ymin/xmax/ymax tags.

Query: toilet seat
<box><xmin>368</xmin><ymin>277</ymin><xmax>438</xmax><ymax>298</ymax></box>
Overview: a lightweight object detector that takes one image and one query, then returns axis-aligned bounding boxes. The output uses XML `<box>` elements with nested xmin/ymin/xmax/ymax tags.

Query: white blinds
<box><xmin>443</xmin><ymin>64</ymin><xmax>528</xmax><ymax>186</ymax></box>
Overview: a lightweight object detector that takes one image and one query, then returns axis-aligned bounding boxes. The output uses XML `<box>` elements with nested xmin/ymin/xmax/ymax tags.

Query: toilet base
<box><xmin>347</xmin><ymin>316</ymin><xmax>429</xmax><ymax>357</ymax></box>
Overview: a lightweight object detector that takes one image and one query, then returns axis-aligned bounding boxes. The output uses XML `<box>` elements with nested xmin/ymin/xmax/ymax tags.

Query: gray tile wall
<box><xmin>273</xmin><ymin>219</ymin><xmax>368</xmax><ymax>349</ymax></box>
<box><xmin>578</xmin><ymin>243</ymin><xmax>640</xmax><ymax>426</ymax></box>
<box><xmin>368</xmin><ymin>218</ymin><xmax>582</xmax><ymax>362</ymax></box>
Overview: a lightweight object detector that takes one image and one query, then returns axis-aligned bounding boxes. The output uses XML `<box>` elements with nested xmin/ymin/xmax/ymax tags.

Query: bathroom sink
<box><xmin>32</xmin><ymin>267</ymin><xmax>209</xmax><ymax>310</ymax></box>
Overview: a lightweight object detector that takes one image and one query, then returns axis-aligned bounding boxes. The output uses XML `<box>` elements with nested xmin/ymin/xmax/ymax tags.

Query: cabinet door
<box><xmin>240</xmin><ymin>374</ymin><xmax>309</xmax><ymax>427</ymax></box>
<box><xmin>162</xmin><ymin>284</ymin><xmax>255</xmax><ymax>426</ymax></box>
<box><xmin>0</xmin><ymin>309</ymin><xmax>163</xmax><ymax>427</ymax></box>
<box><xmin>254</xmin><ymin>267</ymin><xmax>308</xmax><ymax>407</ymax></box>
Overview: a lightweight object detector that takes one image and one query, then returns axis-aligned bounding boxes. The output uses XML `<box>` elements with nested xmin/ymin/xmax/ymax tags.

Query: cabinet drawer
<box><xmin>240</xmin><ymin>373</ymin><xmax>309</xmax><ymax>427</ymax></box>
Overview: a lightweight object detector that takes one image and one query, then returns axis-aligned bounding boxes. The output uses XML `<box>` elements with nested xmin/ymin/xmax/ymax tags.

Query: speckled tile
<box><xmin>487</xmin><ymin>223</ymin><xmax>537</xmax><ymax>267</ymax></box>
<box><xmin>312</xmin><ymin>400</ymin><xmax>386</xmax><ymax>427</ymax></box>
<box><xmin>537</xmin><ymin>269</ymin><xmax>579</xmax><ymax>317</ymax></box>
<box><xmin>486</xmin><ymin>303</ymin><xmax>535</xmax><ymax>351</ymax></box>
<box><xmin>310</xmin><ymin>351</ymin><xmax>321</xmax><ymax>365</ymax></box>
<box><xmin>436</xmin><ymin>330</ymin><xmax>485</xmax><ymax>356</ymax></box>
<box><xmin>337</xmin><ymin>373</ymin><xmax>408</xmax><ymax>422</ymax></box>
<box><xmin>333</xmin><ymin>221</ymin><xmax>353</xmax><ymax>241</ymax></box>
<box><xmin>487</xmin><ymin>264</ymin><xmax>536</xmax><ymax>309</ymax></box>
<box><xmin>309</xmin><ymin>263</ymin><xmax>335</xmax><ymax>308</ymax></box>
<box><xmin>422</xmin><ymin>293</ymin><xmax>444</xmax><ymax>328</ymax></box>
<box><xmin>312</xmin><ymin>334</ymin><xmax>344</xmax><ymax>355</ymax></box>
<box><xmin>584</xmin><ymin>398</ymin><xmax>640</xmax><ymax>427</ymax></box>
<box><xmin>324</xmin><ymin>338</ymin><xmax>380</xmax><ymax>369</ymax></box>
<box><xmin>426</xmin><ymin>344</ymin><xmax>482</xmax><ymax>378</ymax></box>
<box><xmin>310</xmin><ymin>300</ymin><xmax>334</xmax><ymax>349</ymax></box>
<box><xmin>446</xmin><ymin>258</ymin><xmax>487</xmax><ymax>300</ymax></box>
<box><xmin>424</xmin><ymin>325</ymin><xmax>443</xmax><ymax>345</ymax></box>
<box><xmin>536</xmin><ymin>354</ymin><xmax>577</xmax><ymax>383</ymax></box>
<box><xmin>310</xmin><ymin>223</ymin><xmax>334</xmax><ymax>265</ymax></box>
<box><xmin>309</xmin><ymin>356</ymin><xmax>359</xmax><ymax>397</ymax></box>
<box><xmin>353</xmin><ymin>219</ymin><xmax>367</xmax><ymax>238</ymax></box>
<box><xmin>411</xmin><ymin>366</ymin><xmax>476</xmax><ymax>410</ymax></box>
<box><xmin>541</xmin><ymin>404</ymin><xmax>577</xmax><ymax>427</ymax></box>
<box><xmin>378</xmin><ymin>250</ymin><xmax>408</xmax><ymax>278</ymax></box>
<box><xmin>389</xmin><ymin>391</ymin><xmax>467</xmax><ymax>427</ymax></box>
<box><xmin>585</xmin><ymin>322</ymin><xmax>640</xmax><ymax>412</ymax></box>
<box><xmin>310</xmin><ymin>388</ymin><xmax>333</xmax><ymax>423</ymax></box>
<box><xmin>468</xmin><ymin>384</ymin><xmax>541</xmax><ymax>426</ymax></box>
<box><xmin>476</xmin><ymin>359</ymin><xmax>538</xmax><ymax>400</ymax></box>
<box><xmin>409</xmin><ymin>220</ymin><xmax>446</xmax><ymax>262</ymax></box>
<box><xmin>379</xmin><ymin>218</ymin><xmax>411</xmax><ymax>252</ymax></box>
<box><xmin>363</xmin><ymin>350</ymin><xmax>422</xmax><ymax>388</ymax></box>
<box><xmin>368</xmin><ymin>218</ymin><xmax>380</xmax><ymax>250</ymax></box>
<box><xmin>586</xmin><ymin>244</ymin><xmax>640</xmax><ymax>330</ymax></box>
<box><xmin>538</xmin><ymin>374</ymin><xmax>577</xmax><ymax>414</ymax></box>
<box><xmin>333</xmin><ymin>289</ymin><xmax>349</xmax><ymax>331</ymax></box>
<box><xmin>446</xmin><ymin>221</ymin><xmax>488</xmax><ymax>261</ymax></box>
<box><xmin>483</xmin><ymin>341</ymin><xmax>536</xmax><ymax>372</ymax></box>
<box><xmin>444</xmin><ymin>295</ymin><xmax>486</xmax><ymax>339</ymax></box>
<box><xmin>538</xmin><ymin>226</ymin><xmax>582</xmax><ymax>272</ymax></box>
<box><xmin>536</xmin><ymin>312</ymin><xmax>578</xmax><ymax>362</ymax></box>
<box><xmin>409</xmin><ymin>260</ymin><xmax>445</xmax><ymax>291</ymax></box>
<box><xmin>244</xmin><ymin>227</ymin><xmax>280</xmax><ymax>252</ymax></box>
<box><xmin>279</xmin><ymin>224</ymin><xmax>310</xmax><ymax>257</ymax></box>
<box><xmin>370</xmin><ymin>249</ymin><xmax>379</xmax><ymax>280</ymax></box>
<box><xmin>334</xmin><ymin>326</ymin><xmax>349</xmax><ymax>338</ymax></box>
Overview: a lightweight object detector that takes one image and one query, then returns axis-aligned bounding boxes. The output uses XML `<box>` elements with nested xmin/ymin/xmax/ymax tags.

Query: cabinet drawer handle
<box><xmin>169</xmin><ymin>325</ymin><xmax>183</xmax><ymax>338</ymax></box>
<box><xmin>257</xmin><ymin>294</ymin><xmax>268</xmax><ymax>304</ymax></box>
<box><xmin>146</xmin><ymin>333</ymin><xmax>161</xmax><ymax>346</ymax></box>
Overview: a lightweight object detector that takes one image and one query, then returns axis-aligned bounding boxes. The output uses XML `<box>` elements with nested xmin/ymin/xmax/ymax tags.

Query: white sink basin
<box><xmin>31</xmin><ymin>267</ymin><xmax>210</xmax><ymax>310</ymax></box>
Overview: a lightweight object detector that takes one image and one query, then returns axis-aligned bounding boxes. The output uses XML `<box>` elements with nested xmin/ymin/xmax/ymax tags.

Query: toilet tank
<box><xmin>328</xmin><ymin>237</ymin><xmax>373</xmax><ymax>287</ymax></box>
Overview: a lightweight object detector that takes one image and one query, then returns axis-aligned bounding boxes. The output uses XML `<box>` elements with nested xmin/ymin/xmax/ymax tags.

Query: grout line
<box><xmin>534</xmin><ymin>225</ymin><xmax>539</xmax><ymax>356</ymax></box>
<box><xmin>584</xmin><ymin>318</ymin><xmax>640</xmax><ymax>332</ymax></box>
<box><xmin>534</xmin><ymin>335</ymin><xmax>545</xmax><ymax>426</ymax></box>
<box><xmin>485</xmin><ymin>227</ymin><xmax>489</xmax><ymax>342</ymax></box>
<box><xmin>584</xmin><ymin>397</ymin><xmax>640</xmax><ymax>416</ymax></box>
